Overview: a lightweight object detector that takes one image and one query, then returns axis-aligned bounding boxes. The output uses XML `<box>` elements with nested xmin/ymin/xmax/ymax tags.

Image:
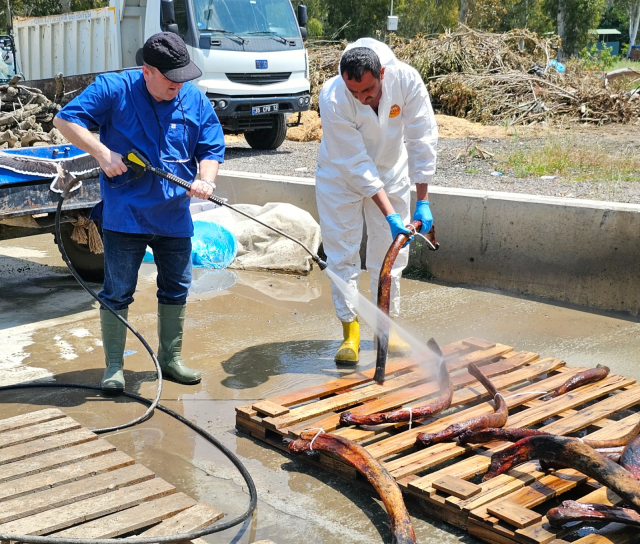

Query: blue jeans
<box><xmin>99</xmin><ymin>229</ymin><xmax>192</xmax><ymax>311</ymax></box>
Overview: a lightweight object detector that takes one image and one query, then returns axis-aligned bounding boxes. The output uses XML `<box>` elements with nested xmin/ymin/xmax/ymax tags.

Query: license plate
<box><xmin>252</xmin><ymin>103</ymin><xmax>279</xmax><ymax>115</ymax></box>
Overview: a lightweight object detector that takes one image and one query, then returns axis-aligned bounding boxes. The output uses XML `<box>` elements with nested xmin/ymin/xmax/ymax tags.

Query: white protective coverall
<box><xmin>316</xmin><ymin>38</ymin><xmax>438</xmax><ymax>322</ymax></box>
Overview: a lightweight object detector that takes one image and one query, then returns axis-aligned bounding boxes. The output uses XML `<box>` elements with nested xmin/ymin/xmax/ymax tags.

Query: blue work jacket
<box><xmin>57</xmin><ymin>69</ymin><xmax>225</xmax><ymax>237</ymax></box>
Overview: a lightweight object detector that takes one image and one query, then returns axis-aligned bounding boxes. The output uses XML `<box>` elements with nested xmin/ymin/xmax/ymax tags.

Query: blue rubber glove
<box><xmin>386</xmin><ymin>213</ymin><xmax>413</xmax><ymax>247</ymax></box>
<box><xmin>413</xmin><ymin>200</ymin><xmax>433</xmax><ymax>233</ymax></box>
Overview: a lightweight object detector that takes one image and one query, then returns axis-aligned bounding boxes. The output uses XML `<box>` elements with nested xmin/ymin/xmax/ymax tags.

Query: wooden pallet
<box><xmin>0</xmin><ymin>408</ymin><xmax>223</xmax><ymax>542</ymax></box>
<box><xmin>236</xmin><ymin>337</ymin><xmax>640</xmax><ymax>544</ymax></box>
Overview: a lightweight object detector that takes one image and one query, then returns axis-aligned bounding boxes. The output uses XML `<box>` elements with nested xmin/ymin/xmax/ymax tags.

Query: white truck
<box><xmin>12</xmin><ymin>0</ymin><xmax>311</xmax><ymax>149</ymax></box>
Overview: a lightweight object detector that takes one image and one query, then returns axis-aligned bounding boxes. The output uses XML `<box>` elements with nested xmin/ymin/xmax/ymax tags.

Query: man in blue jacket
<box><xmin>54</xmin><ymin>32</ymin><xmax>225</xmax><ymax>391</ymax></box>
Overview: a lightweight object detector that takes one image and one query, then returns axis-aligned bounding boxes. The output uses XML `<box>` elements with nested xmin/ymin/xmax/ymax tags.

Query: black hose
<box><xmin>0</xmin><ymin>192</ymin><xmax>258</xmax><ymax>543</ymax></box>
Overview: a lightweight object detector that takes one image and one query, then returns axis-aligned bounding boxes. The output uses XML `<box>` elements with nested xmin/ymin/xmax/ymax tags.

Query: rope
<box><xmin>405</xmin><ymin>408</ymin><xmax>413</xmax><ymax>430</ymax></box>
<box><xmin>305</xmin><ymin>428</ymin><xmax>325</xmax><ymax>451</ymax></box>
<box><xmin>408</xmin><ymin>225</ymin><xmax>436</xmax><ymax>250</ymax></box>
<box><xmin>71</xmin><ymin>216</ymin><xmax>104</xmax><ymax>254</ymax></box>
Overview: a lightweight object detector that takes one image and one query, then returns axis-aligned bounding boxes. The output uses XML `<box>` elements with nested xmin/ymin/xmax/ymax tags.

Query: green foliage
<box><xmin>472</xmin><ymin>0</ymin><xmax>553</xmax><ymax>34</ymax></box>
<box><xmin>306</xmin><ymin>17</ymin><xmax>323</xmax><ymax>38</ymax></box>
<box><xmin>394</xmin><ymin>0</ymin><xmax>459</xmax><ymax>36</ymax></box>
<box><xmin>578</xmin><ymin>42</ymin><xmax>616</xmax><ymax>70</ymax></box>
<box><xmin>541</xmin><ymin>0</ymin><xmax>606</xmax><ymax>54</ymax></box>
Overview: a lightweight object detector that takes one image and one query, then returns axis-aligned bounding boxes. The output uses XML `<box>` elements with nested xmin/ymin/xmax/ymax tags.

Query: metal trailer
<box><xmin>0</xmin><ymin>143</ymin><xmax>104</xmax><ymax>281</ymax></box>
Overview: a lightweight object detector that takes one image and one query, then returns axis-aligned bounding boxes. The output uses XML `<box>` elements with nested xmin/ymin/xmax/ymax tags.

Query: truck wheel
<box><xmin>54</xmin><ymin>223</ymin><xmax>105</xmax><ymax>284</ymax></box>
<box><xmin>244</xmin><ymin>113</ymin><xmax>287</xmax><ymax>150</ymax></box>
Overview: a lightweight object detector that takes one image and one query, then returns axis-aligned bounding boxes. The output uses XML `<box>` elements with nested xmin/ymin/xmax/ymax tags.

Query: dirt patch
<box><xmin>282</xmin><ymin>111</ymin><xmax>544</xmax><ymax>143</ymax></box>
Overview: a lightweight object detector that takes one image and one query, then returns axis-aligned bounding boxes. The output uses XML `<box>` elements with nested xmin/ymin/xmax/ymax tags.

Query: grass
<box><xmin>499</xmin><ymin>136</ymin><xmax>640</xmax><ymax>182</ymax></box>
<box><xmin>610</xmin><ymin>58</ymin><xmax>640</xmax><ymax>71</ymax></box>
<box><xmin>465</xmin><ymin>166</ymin><xmax>480</xmax><ymax>174</ymax></box>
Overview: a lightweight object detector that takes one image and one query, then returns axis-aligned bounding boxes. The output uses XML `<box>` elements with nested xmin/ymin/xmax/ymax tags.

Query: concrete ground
<box><xmin>1</xmin><ymin>233</ymin><xmax>640</xmax><ymax>544</ymax></box>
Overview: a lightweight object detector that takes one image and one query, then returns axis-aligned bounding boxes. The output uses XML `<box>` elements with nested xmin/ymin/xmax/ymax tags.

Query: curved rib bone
<box><xmin>341</xmin><ymin>339</ymin><xmax>452</xmax><ymax>426</ymax></box>
<box><xmin>540</xmin><ymin>365</ymin><xmax>609</xmax><ymax>400</ymax></box>
<box><xmin>620</xmin><ymin>434</ymin><xmax>640</xmax><ymax>481</ymax></box>
<box><xmin>484</xmin><ymin>435</ymin><xmax>640</xmax><ymax>513</ymax></box>
<box><xmin>545</xmin><ymin>435</ymin><xmax>640</xmax><ymax>528</ymax></box>
<box><xmin>288</xmin><ymin>431</ymin><xmax>417</xmax><ymax>544</ymax></box>
<box><xmin>416</xmin><ymin>362</ymin><xmax>508</xmax><ymax>448</ymax></box>
<box><xmin>374</xmin><ymin>220</ymin><xmax>438</xmax><ymax>385</ymax></box>
<box><xmin>547</xmin><ymin>501</ymin><xmax>640</xmax><ymax>528</ymax></box>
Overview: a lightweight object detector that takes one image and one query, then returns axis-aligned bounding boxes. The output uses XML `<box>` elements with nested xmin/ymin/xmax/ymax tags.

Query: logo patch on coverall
<box><xmin>389</xmin><ymin>105</ymin><xmax>401</xmax><ymax>118</ymax></box>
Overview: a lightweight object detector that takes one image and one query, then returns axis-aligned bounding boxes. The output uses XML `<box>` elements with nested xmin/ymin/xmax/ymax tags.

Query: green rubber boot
<box><xmin>100</xmin><ymin>308</ymin><xmax>128</xmax><ymax>392</ymax></box>
<box><xmin>157</xmin><ymin>303</ymin><xmax>202</xmax><ymax>385</ymax></box>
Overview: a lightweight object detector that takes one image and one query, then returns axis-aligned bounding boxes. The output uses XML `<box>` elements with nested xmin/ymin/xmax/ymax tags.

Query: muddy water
<box><xmin>1</xmin><ymin>233</ymin><xmax>639</xmax><ymax>544</ymax></box>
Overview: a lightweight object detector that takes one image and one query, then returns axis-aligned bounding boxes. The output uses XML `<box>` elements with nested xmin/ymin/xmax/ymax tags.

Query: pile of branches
<box><xmin>307</xmin><ymin>27</ymin><xmax>640</xmax><ymax>125</ymax></box>
<box><xmin>0</xmin><ymin>75</ymin><xmax>65</xmax><ymax>149</ymax></box>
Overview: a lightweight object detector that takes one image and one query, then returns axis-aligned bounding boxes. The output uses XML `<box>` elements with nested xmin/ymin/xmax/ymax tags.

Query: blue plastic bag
<box><xmin>549</xmin><ymin>60</ymin><xmax>565</xmax><ymax>73</ymax></box>
<box><xmin>143</xmin><ymin>220</ymin><xmax>237</xmax><ymax>269</ymax></box>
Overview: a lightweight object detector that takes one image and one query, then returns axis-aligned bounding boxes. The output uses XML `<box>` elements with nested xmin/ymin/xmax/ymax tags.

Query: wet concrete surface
<box><xmin>1</xmin><ymin>234</ymin><xmax>640</xmax><ymax>544</ymax></box>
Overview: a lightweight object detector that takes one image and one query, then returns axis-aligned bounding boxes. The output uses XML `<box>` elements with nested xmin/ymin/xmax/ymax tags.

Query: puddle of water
<box><xmin>325</xmin><ymin>268</ymin><xmax>438</xmax><ymax>371</ymax></box>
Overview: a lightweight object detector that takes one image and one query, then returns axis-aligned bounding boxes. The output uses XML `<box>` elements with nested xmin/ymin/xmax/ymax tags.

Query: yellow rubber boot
<box><xmin>335</xmin><ymin>319</ymin><xmax>360</xmax><ymax>365</ymax></box>
<box><xmin>388</xmin><ymin>326</ymin><xmax>411</xmax><ymax>357</ymax></box>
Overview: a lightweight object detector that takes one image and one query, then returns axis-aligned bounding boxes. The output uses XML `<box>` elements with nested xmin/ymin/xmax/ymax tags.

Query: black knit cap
<box><xmin>143</xmin><ymin>32</ymin><xmax>202</xmax><ymax>83</ymax></box>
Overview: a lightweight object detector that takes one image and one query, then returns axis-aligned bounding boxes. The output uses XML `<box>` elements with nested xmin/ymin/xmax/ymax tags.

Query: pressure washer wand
<box><xmin>124</xmin><ymin>150</ymin><xmax>328</xmax><ymax>270</ymax></box>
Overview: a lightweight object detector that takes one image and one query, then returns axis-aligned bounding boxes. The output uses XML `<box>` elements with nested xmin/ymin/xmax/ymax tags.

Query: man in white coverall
<box><xmin>316</xmin><ymin>38</ymin><xmax>438</xmax><ymax>365</ymax></box>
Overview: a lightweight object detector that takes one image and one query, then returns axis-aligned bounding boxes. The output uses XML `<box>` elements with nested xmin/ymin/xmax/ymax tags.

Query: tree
<box><xmin>395</xmin><ymin>0</ymin><xmax>459</xmax><ymax>36</ymax></box>
<box><xmin>618</xmin><ymin>0</ymin><xmax>640</xmax><ymax>50</ymax></box>
<box><xmin>542</xmin><ymin>0</ymin><xmax>606</xmax><ymax>55</ymax></box>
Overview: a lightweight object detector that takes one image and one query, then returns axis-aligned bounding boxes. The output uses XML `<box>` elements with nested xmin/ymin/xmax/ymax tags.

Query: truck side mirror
<box><xmin>299</xmin><ymin>27</ymin><xmax>307</xmax><ymax>41</ymax></box>
<box><xmin>161</xmin><ymin>0</ymin><xmax>176</xmax><ymax>25</ymax></box>
<box><xmin>297</xmin><ymin>5</ymin><xmax>307</xmax><ymax>27</ymax></box>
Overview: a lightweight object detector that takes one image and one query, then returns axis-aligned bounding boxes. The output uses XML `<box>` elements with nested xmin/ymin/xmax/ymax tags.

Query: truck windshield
<box><xmin>194</xmin><ymin>0</ymin><xmax>299</xmax><ymax>38</ymax></box>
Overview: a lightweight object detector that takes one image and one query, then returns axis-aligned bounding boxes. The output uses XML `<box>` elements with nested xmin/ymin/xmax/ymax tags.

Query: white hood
<box><xmin>340</xmin><ymin>37</ymin><xmax>398</xmax><ymax>70</ymax></box>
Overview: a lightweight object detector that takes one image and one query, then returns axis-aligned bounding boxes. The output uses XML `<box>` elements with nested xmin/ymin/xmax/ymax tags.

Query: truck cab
<box><xmin>168</xmin><ymin>0</ymin><xmax>310</xmax><ymax>149</ymax></box>
<box><xmin>13</xmin><ymin>0</ymin><xmax>310</xmax><ymax>150</ymax></box>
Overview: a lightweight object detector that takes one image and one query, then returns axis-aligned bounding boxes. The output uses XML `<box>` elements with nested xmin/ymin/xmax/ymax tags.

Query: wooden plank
<box><xmin>54</xmin><ymin>494</ymin><xmax>197</xmax><ymax>538</ymax></box>
<box><xmin>235</xmin><ymin>405</ymin><xmax>257</xmax><ymax>420</ymax></box>
<box><xmin>0</xmin><ymin>478</ymin><xmax>176</xmax><ymax>535</ymax></box>
<box><xmin>409</xmin><ymin>455</ymin><xmax>492</xmax><ymax>494</ymax></box>
<box><xmin>0</xmin><ymin>451</ymin><xmax>134</xmax><ymax>502</ymax></box>
<box><xmin>0</xmin><ymin>463</ymin><xmax>155</xmax><ymax>523</ymax></box>
<box><xmin>0</xmin><ymin>409</ymin><xmax>65</xmax><ymax>434</ymax></box>
<box><xmin>445</xmin><ymin>344</ymin><xmax>514</xmax><ymax>373</ymax></box>
<box><xmin>463</xmin><ymin>338</ymin><xmax>497</xmax><ymax>350</ymax></box>
<box><xmin>535</xmin><ymin>386</ymin><xmax>640</xmax><ymax>437</ymax></box>
<box><xmin>252</xmin><ymin>401</ymin><xmax>289</xmax><ymax>417</ymax></box>
<box><xmin>582</xmin><ymin>413</ymin><xmax>640</xmax><ymax>441</ymax></box>
<box><xmin>471</xmin><ymin>469</ymin><xmax>587</xmax><ymax>524</ymax></box>
<box><xmin>0</xmin><ymin>439</ymin><xmax>115</xmax><ymax>484</ymax></box>
<box><xmin>507</xmin><ymin>374</ymin><xmax>640</xmax><ymax>434</ymax></box>
<box><xmin>0</xmin><ymin>428</ymin><xmax>97</xmax><ymax>466</ymax></box>
<box><xmin>387</xmin><ymin>444</ymin><xmax>467</xmax><ymax>480</ymax></box>
<box><xmin>488</xmin><ymin>500</ymin><xmax>542</xmax><ymax>529</ymax></box>
<box><xmin>514</xmin><ymin>486</ymin><xmax>624</xmax><ymax>544</ymax></box>
<box><xmin>433</xmin><ymin>475</ymin><xmax>482</xmax><ymax>499</ymax></box>
<box><xmin>263</xmin><ymin>368</ymin><xmax>429</xmax><ymax>430</ymax></box>
<box><xmin>301</xmin><ymin>351</ymin><xmax>540</xmax><ymax>438</ymax></box>
<box><xmin>0</xmin><ymin>418</ymin><xmax>81</xmax><ymax>449</ymax></box>
<box><xmin>136</xmin><ymin>502</ymin><xmax>224</xmax><ymax>536</ymax></box>
<box><xmin>266</xmin><ymin>358</ymin><xmax>419</xmax><ymax>407</ymax></box>
<box><xmin>366</xmin><ymin>358</ymin><xmax>568</xmax><ymax>461</ymax></box>
<box><xmin>448</xmin><ymin>464</ymin><xmax>543</xmax><ymax>513</ymax></box>
<box><xmin>265</xmin><ymin>338</ymin><xmax>498</xmax><ymax>409</ymax></box>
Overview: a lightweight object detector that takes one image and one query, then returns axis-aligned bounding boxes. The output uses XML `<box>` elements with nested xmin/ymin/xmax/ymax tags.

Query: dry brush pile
<box><xmin>0</xmin><ymin>74</ymin><xmax>65</xmax><ymax>149</ymax></box>
<box><xmin>308</xmin><ymin>27</ymin><xmax>640</xmax><ymax>125</ymax></box>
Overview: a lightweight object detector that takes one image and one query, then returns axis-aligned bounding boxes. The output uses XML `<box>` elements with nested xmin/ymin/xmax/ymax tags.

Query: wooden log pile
<box><xmin>0</xmin><ymin>75</ymin><xmax>65</xmax><ymax>149</ymax></box>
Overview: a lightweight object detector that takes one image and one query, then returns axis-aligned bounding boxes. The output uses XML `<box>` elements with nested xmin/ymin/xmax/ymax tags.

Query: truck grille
<box><xmin>225</xmin><ymin>72</ymin><xmax>291</xmax><ymax>85</ymax></box>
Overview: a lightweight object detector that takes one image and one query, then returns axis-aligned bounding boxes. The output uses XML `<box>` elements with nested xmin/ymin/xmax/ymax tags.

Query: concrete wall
<box><xmin>216</xmin><ymin>171</ymin><xmax>640</xmax><ymax>316</ymax></box>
